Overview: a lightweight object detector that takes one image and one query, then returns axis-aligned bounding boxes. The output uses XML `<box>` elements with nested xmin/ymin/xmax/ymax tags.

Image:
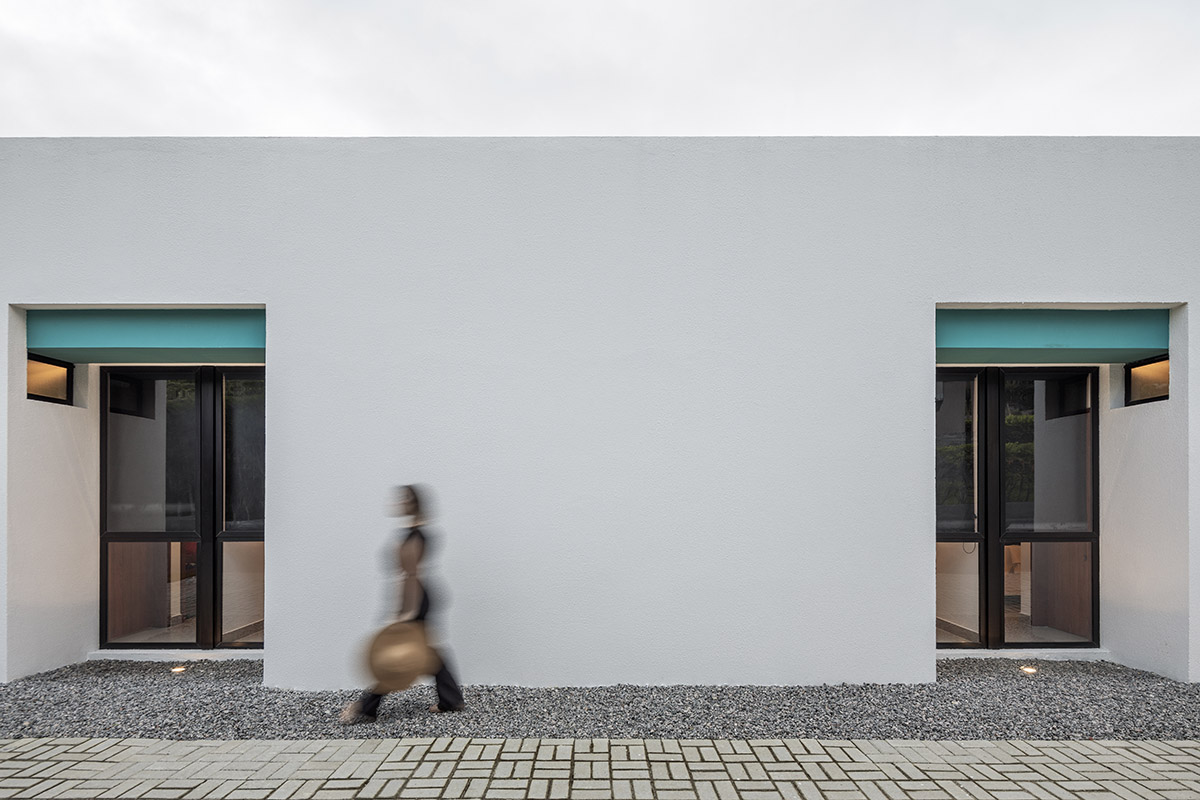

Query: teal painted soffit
<box><xmin>27</xmin><ymin>309</ymin><xmax>265</xmax><ymax>364</ymax></box>
<box><xmin>936</xmin><ymin>309</ymin><xmax>1169</xmax><ymax>364</ymax></box>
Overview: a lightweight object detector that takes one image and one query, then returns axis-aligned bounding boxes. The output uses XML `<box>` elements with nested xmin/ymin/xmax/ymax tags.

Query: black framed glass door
<box><xmin>936</xmin><ymin>367</ymin><xmax>1099</xmax><ymax>648</ymax></box>
<box><xmin>100</xmin><ymin>366</ymin><xmax>264</xmax><ymax>648</ymax></box>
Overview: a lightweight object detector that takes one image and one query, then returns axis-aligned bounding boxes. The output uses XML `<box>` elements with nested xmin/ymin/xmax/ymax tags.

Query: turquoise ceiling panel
<box><xmin>27</xmin><ymin>309</ymin><xmax>265</xmax><ymax>363</ymax></box>
<box><xmin>936</xmin><ymin>309</ymin><xmax>1169</xmax><ymax>364</ymax></box>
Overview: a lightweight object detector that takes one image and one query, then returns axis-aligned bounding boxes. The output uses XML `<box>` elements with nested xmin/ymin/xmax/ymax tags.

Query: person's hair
<box><xmin>401</xmin><ymin>483</ymin><xmax>433</xmax><ymax>520</ymax></box>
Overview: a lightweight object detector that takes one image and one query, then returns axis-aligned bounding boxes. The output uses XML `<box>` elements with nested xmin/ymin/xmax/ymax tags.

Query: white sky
<box><xmin>2</xmin><ymin>0</ymin><xmax>1198</xmax><ymax>136</ymax></box>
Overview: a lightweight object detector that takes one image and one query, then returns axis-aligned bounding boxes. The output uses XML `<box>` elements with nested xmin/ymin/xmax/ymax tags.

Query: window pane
<box><xmin>221</xmin><ymin>542</ymin><xmax>264</xmax><ymax>644</ymax></box>
<box><xmin>1003</xmin><ymin>541</ymin><xmax>1093</xmax><ymax>644</ymax></box>
<box><xmin>1129</xmin><ymin>358</ymin><xmax>1169</xmax><ymax>403</ymax></box>
<box><xmin>28</xmin><ymin>357</ymin><xmax>70</xmax><ymax>401</ymax></box>
<box><xmin>936</xmin><ymin>378</ymin><xmax>977</xmax><ymax>533</ymax></box>
<box><xmin>936</xmin><ymin>541</ymin><xmax>980</xmax><ymax>644</ymax></box>
<box><xmin>224</xmin><ymin>376</ymin><xmax>265</xmax><ymax>531</ymax></box>
<box><xmin>107</xmin><ymin>376</ymin><xmax>197</xmax><ymax>532</ymax></box>
<box><xmin>1003</xmin><ymin>376</ymin><xmax>1092</xmax><ymax>533</ymax></box>
<box><xmin>106</xmin><ymin>541</ymin><xmax>197</xmax><ymax>644</ymax></box>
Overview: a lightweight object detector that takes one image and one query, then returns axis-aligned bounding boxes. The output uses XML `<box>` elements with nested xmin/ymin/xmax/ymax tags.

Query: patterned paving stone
<box><xmin>3</xmin><ymin>738</ymin><xmax>1200</xmax><ymax>799</ymax></box>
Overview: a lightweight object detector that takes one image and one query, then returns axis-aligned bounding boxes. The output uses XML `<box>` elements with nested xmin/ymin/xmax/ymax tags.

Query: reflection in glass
<box><xmin>221</xmin><ymin>542</ymin><xmax>264</xmax><ymax>643</ymax></box>
<box><xmin>1129</xmin><ymin>358</ymin><xmax>1169</xmax><ymax>403</ymax></box>
<box><xmin>936</xmin><ymin>378</ymin><xmax>977</xmax><ymax>533</ymax></box>
<box><xmin>224</xmin><ymin>376</ymin><xmax>265</xmax><ymax>531</ymax></box>
<box><xmin>1003</xmin><ymin>542</ymin><xmax>1092</xmax><ymax>643</ymax></box>
<box><xmin>107</xmin><ymin>376</ymin><xmax>197</xmax><ymax>532</ymax></box>
<box><xmin>106</xmin><ymin>541</ymin><xmax>197</xmax><ymax>644</ymax></box>
<box><xmin>936</xmin><ymin>542</ymin><xmax>980</xmax><ymax>644</ymax></box>
<box><xmin>1003</xmin><ymin>376</ymin><xmax>1092</xmax><ymax>533</ymax></box>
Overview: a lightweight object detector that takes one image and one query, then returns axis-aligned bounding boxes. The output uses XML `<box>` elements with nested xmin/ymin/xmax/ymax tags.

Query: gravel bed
<box><xmin>2</xmin><ymin>658</ymin><xmax>1198</xmax><ymax>741</ymax></box>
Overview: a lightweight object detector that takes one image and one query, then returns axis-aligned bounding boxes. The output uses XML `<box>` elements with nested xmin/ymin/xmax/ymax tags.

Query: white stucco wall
<box><xmin>0</xmin><ymin>309</ymin><xmax>11</xmax><ymax>681</ymax></box>
<box><xmin>1099</xmin><ymin>333</ymin><xmax>1191</xmax><ymax>679</ymax></box>
<box><xmin>4</xmin><ymin>307</ymin><xmax>100</xmax><ymax>679</ymax></box>
<box><xmin>1</xmin><ymin>138</ymin><xmax>1198</xmax><ymax>688</ymax></box>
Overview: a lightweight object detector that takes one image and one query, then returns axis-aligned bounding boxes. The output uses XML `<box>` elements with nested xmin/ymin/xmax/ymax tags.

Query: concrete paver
<box><xmin>3</xmin><ymin>739</ymin><xmax>1200</xmax><ymax>799</ymax></box>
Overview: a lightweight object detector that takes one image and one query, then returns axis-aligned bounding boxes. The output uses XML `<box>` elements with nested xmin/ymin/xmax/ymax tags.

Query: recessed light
<box><xmin>171</xmin><ymin>666</ymin><xmax>187</xmax><ymax>673</ymax></box>
<box><xmin>1020</xmin><ymin>666</ymin><xmax>1037</xmax><ymax>675</ymax></box>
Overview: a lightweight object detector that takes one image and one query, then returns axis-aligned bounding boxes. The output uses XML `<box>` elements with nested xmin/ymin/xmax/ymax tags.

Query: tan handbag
<box><xmin>367</xmin><ymin>620</ymin><xmax>441</xmax><ymax>693</ymax></box>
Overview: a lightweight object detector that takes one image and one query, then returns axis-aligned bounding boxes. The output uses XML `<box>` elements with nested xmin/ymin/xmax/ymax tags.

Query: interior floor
<box><xmin>1002</xmin><ymin>595</ymin><xmax>1089</xmax><ymax>644</ymax></box>
<box><xmin>108</xmin><ymin>619</ymin><xmax>197</xmax><ymax>645</ymax></box>
<box><xmin>936</xmin><ymin>598</ymin><xmax>1091</xmax><ymax>646</ymax></box>
<box><xmin>936</xmin><ymin>625</ymin><xmax>976</xmax><ymax>645</ymax></box>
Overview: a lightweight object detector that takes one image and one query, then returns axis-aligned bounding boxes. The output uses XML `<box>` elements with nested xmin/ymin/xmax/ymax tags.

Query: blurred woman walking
<box><xmin>340</xmin><ymin>484</ymin><xmax>464</xmax><ymax>723</ymax></box>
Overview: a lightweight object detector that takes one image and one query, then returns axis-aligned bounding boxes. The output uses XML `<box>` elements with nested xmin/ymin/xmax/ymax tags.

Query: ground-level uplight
<box><xmin>1020</xmin><ymin>665</ymin><xmax>1038</xmax><ymax>675</ymax></box>
<box><xmin>171</xmin><ymin>666</ymin><xmax>187</xmax><ymax>673</ymax></box>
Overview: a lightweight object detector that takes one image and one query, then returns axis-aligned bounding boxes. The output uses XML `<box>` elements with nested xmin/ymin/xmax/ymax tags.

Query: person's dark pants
<box><xmin>433</xmin><ymin>652</ymin><xmax>464</xmax><ymax>710</ymax></box>
<box><xmin>358</xmin><ymin>650</ymin><xmax>463</xmax><ymax>718</ymax></box>
<box><xmin>358</xmin><ymin>688</ymin><xmax>385</xmax><ymax>719</ymax></box>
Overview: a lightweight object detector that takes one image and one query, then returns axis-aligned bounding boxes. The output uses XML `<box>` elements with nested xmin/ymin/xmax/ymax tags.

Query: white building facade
<box><xmin>1</xmin><ymin>137</ymin><xmax>1197</xmax><ymax>690</ymax></box>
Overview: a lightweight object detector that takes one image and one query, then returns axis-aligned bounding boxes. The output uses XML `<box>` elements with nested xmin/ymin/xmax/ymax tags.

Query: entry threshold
<box><xmin>938</xmin><ymin>648</ymin><xmax>1112</xmax><ymax>661</ymax></box>
<box><xmin>87</xmin><ymin>649</ymin><xmax>263</xmax><ymax>662</ymax></box>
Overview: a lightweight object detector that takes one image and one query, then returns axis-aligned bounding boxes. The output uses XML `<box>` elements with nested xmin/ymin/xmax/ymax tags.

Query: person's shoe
<box><xmin>339</xmin><ymin>701</ymin><xmax>376</xmax><ymax>725</ymax></box>
<box><xmin>428</xmin><ymin>703</ymin><xmax>465</xmax><ymax>713</ymax></box>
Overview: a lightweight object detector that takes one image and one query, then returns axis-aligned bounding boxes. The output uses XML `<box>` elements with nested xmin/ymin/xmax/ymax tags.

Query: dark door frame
<box><xmin>937</xmin><ymin>365</ymin><xmax>1100</xmax><ymax>649</ymax></box>
<box><xmin>100</xmin><ymin>366</ymin><xmax>264</xmax><ymax>649</ymax></box>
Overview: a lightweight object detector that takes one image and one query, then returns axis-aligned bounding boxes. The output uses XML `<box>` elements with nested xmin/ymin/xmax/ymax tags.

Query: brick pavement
<box><xmin>3</xmin><ymin>737</ymin><xmax>1200</xmax><ymax>800</ymax></box>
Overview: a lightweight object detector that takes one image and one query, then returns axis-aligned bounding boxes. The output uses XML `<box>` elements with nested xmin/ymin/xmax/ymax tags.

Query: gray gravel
<box><xmin>2</xmin><ymin>658</ymin><xmax>1198</xmax><ymax>741</ymax></box>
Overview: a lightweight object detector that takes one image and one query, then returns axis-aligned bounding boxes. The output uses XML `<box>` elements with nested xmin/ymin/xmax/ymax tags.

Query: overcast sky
<box><xmin>2</xmin><ymin>0</ymin><xmax>1198</xmax><ymax>136</ymax></box>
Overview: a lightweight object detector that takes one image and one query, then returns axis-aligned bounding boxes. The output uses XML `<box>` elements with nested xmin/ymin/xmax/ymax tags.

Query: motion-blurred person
<box><xmin>340</xmin><ymin>484</ymin><xmax>465</xmax><ymax>723</ymax></box>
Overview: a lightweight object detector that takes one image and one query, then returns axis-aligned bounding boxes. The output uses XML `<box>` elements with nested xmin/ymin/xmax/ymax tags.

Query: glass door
<box><xmin>936</xmin><ymin>367</ymin><xmax>1099</xmax><ymax>648</ymax></box>
<box><xmin>935</xmin><ymin>371</ymin><xmax>984</xmax><ymax>645</ymax></box>
<box><xmin>101</xmin><ymin>366</ymin><xmax>264</xmax><ymax>648</ymax></box>
<box><xmin>216</xmin><ymin>369</ymin><xmax>265</xmax><ymax>645</ymax></box>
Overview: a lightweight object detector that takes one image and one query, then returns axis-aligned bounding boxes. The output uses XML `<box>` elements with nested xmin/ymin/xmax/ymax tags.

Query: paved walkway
<box><xmin>3</xmin><ymin>737</ymin><xmax>1200</xmax><ymax>800</ymax></box>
